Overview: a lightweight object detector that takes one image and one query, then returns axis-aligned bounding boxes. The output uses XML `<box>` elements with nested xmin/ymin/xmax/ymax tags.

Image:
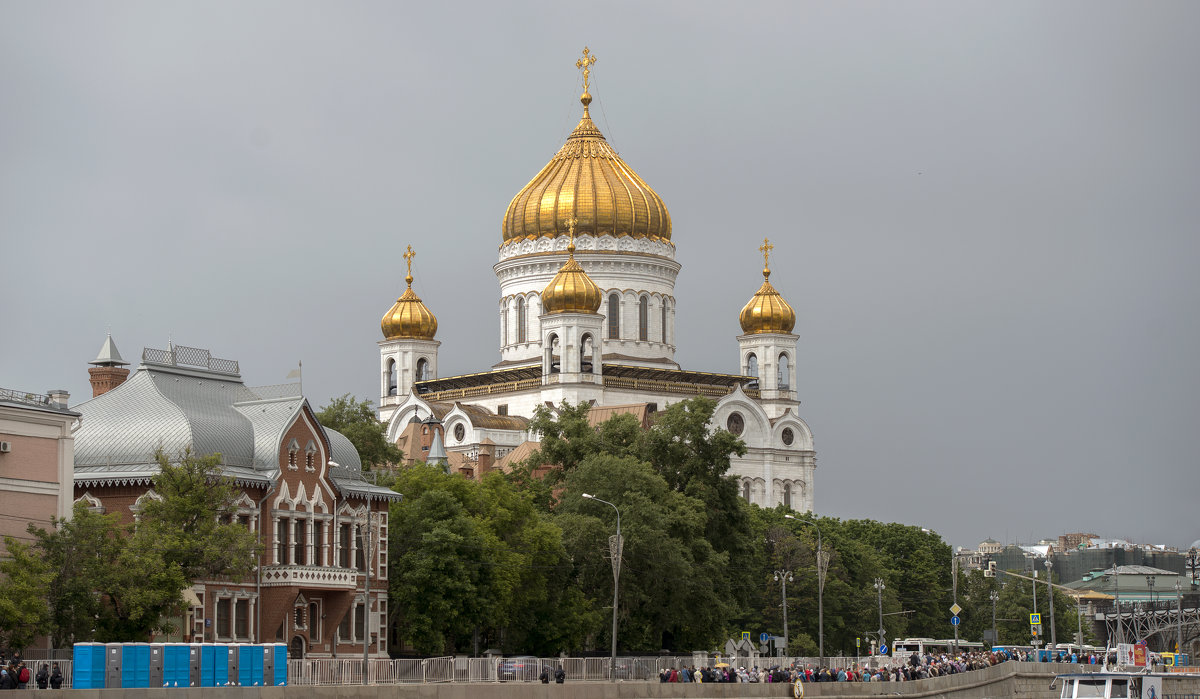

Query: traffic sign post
<box><xmin>1030</xmin><ymin>613</ymin><xmax>1041</xmax><ymax>625</ymax></box>
<box><xmin>879</xmin><ymin>644</ymin><xmax>889</xmax><ymax>656</ymax></box>
<box><xmin>760</xmin><ymin>632</ymin><xmax>770</xmax><ymax>643</ymax></box>
<box><xmin>951</xmin><ymin>615</ymin><xmax>961</xmax><ymax>626</ymax></box>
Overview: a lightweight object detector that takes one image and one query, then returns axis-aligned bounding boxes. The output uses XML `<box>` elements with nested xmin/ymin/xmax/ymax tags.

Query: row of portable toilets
<box><xmin>73</xmin><ymin>643</ymin><xmax>288</xmax><ymax>688</ymax></box>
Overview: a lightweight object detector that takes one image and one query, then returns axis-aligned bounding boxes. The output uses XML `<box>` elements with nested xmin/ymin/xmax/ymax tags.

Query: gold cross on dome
<box><xmin>576</xmin><ymin>47</ymin><xmax>597</xmax><ymax>93</ymax></box>
<box><xmin>759</xmin><ymin>238</ymin><xmax>774</xmax><ymax>269</ymax></box>
<box><xmin>403</xmin><ymin>245</ymin><xmax>415</xmax><ymax>285</ymax></box>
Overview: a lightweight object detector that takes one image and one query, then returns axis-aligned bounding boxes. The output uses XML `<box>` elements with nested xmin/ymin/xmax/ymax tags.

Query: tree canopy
<box><xmin>316</xmin><ymin>394</ymin><xmax>403</xmax><ymax>469</ymax></box>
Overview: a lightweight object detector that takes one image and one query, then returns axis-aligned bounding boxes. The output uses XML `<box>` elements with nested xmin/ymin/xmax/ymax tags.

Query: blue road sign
<box><xmin>951</xmin><ymin>615</ymin><xmax>961</xmax><ymax>626</ymax></box>
<box><xmin>879</xmin><ymin>644</ymin><xmax>888</xmax><ymax>655</ymax></box>
<box><xmin>760</xmin><ymin>632</ymin><xmax>770</xmax><ymax>643</ymax></box>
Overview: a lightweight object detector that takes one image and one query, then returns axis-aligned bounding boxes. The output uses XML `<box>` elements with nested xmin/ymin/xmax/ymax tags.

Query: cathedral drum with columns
<box><xmin>377</xmin><ymin>49</ymin><xmax>815</xmax><ymax>512</ymax></box>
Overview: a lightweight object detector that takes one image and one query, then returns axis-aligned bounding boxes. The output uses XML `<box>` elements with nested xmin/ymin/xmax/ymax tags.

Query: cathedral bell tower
<box><xmin>539</xmin><ymin>219</ymin><xmax>604</xmax><ymax>388</ymax></box>
<box><xmin>737</xmin><ymin>239</ymin><xmax>798</xmax><ymax>407</ymax></box>
<box><xmin>379</xmin><ymin>245</ymin><xmax>439</xmax><ymax>423</ymax></box>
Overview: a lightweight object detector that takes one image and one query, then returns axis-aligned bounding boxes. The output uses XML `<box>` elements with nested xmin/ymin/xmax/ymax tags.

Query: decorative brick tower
<box><xmin>88</xmin><ymin>334</ymin><xmax>130</xmax><ymax>397</ymax></box>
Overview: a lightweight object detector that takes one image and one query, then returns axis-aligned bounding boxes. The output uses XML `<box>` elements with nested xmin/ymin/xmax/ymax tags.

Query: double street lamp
<box><xmin>1045</xmin><ymin>559</ymin><xmax>1057</xmax><ymax>652</ymax></box>
<box><xmin>773</xmin><ymin>570</ymin><xmax>793</xmax><ymax>657</ymax></box>
<box><xmin>582</xmin><ymin>493</ymin><xmax>621</xmax><ymax>683</ymax></box>
<box><xmin>784</xmin><ymin>514</ymin><xmax>824</xmax><ymax>663</ymax></box>
<box><xmin>874</xmin><ymin>578</ymin><xmax>886</xmax><ymax>655</ymax></box>
<box><xmin>989</xmin><ymin>590</ymin><xmax>1000</xmax><ymax>647</ymax></box>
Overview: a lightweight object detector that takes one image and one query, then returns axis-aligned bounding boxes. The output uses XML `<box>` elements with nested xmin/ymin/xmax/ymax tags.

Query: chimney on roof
<box><xmin>47</xmin><ymin>389</ymin><xmax>70</xmax><ymax>410</ymax></box>
<box><xmin>88</xmin><ymin>334</ymin><xmax>131</xmax><ymax>397</ymax></box>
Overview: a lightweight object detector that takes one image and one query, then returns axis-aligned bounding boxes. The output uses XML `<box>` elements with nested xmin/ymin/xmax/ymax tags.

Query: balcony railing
<box><xmin>260</xmin><ymin>565</ymin><xmax>357</xmax><ymax>589</ymax></box>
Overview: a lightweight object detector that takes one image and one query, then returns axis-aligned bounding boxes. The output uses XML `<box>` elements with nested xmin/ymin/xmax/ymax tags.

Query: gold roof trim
<box><xmin>381</xmin><ymin>245</ymin><xmax>438</xmax><ymax>340</ymax></box>
<box><xmin>739</xmin><ymin>238</ymin><xmax>796</xmax><ymax>335</ymax></box>
<box><xmin>501</xmin><ymin>48</ymin><xmax>672</xmax><ymax>244</ymax></box>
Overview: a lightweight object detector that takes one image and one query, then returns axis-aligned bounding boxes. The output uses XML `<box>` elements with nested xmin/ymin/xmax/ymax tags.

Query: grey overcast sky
<box><xmin>3</xmin><ymin>2</ymin><xmax>1198</xmax><ymax>551</ymax></box>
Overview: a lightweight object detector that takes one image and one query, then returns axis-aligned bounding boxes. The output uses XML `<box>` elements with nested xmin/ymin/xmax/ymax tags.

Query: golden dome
<box><xmin>502</xmin><ymin>50</ymin><xmax>671</xmax><ymax>244</ymax></box>
<box><xmin>542</xmin><ymin>220</ymin><xmax>603</xmax><ymax>314</ymax></box>
<box><xmin>382</xmin><ymin>246</ymin><xmax>438</xmax><ymax>340</ymax></box>
<box><xmin>739</xmin><ymin>238</ymin><xmax>796</xmax><ymax>335</ymax></box>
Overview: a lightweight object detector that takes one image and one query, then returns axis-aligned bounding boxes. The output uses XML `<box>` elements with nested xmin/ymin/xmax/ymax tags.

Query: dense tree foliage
<box><xmin>0</xmin><ymin>537</ymin><xmax>53</xmax><ymax>649</ymax></box>
<box><xmin>387</xmin><ymin>464</ymin><xmax>591</xmax><ymax>655</ymax></box>
<box><xmin>316</xmin><ymin>394</ymin><xmax>403</xmax><ymax>469</ymax></box>
<box><xmin>2</xmin><ymin>450</ymin><xmax>262</xmax><ymax>646</ymax></box>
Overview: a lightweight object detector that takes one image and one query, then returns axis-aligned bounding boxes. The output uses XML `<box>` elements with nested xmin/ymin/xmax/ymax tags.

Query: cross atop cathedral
<box><xmin>404</xmin><ymin>245</ymin><xmax>415</xmax><ymax>285</ymax></box>
<box><xmin>576</xmin><ymin>47</ymin><xmax>597</xmax><ymax>94</ymax></box>
<box><xmin>759</xmin><ymin>238</ymin><xmax>774</xmax><ymax>272</ymax></box>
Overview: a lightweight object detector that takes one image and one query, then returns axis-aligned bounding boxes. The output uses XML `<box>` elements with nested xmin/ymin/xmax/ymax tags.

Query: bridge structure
<box><xmin>1101</xmin><ymin>599</ymin><xmax>1200</xmax><ymax>654</ymax></box>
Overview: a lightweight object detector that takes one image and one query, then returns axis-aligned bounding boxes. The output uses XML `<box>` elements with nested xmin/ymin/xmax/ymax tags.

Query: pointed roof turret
<box><xmin>89</xmin><ymin>334</ymin><xmax>129</xmax><ymax>367</ymax></box>
<box><xmin>739</xmin><ymin>238</ymin><xmax>796</xmax><ymax>335</ymax></box>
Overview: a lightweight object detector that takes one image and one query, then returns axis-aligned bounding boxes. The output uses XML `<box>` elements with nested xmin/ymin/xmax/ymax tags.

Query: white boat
<box><xmin>1054</xmin><ymin>671</ymin><xmax>1200</xmax><ymax>699</ymax></box>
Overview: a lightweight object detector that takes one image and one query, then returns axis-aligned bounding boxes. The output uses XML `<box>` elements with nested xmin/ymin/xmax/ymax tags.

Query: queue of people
<box><xmin>0</xmin><ymin>653</ymin><xmax>64</xmax><ymax>691</ymax></box>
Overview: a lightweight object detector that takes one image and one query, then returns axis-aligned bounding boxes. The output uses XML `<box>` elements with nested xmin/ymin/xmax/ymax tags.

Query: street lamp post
<box><xmin>1146</xmin><ymin>575</ymin><xmax>1156</xmax><ymax>605</ymax></box>
<box><xmin>1046</xmin><ymin>559</ymin><xmax>1057</xmax><ymax>653</ymax></box>
<box><xmin>774</xmin><ymin>570</ymin><xmax>793</xmax><ymax>657</ymax></box>
<box><xmin>784</xmin><ymin>514</ymin><xmax>824</xmax><ymax>663</ymax></box>
<box><xmin>1176</xmin><ymin>580</ymin><xmax>1184</xmax><ymax>653</ymax></box>
<box><xmin>583</xmin><ymin>493</ymin><xmax>621</xmax><ymax>683</ymax></box>
<box><xmin>874</xmin><ymin>578</ymin><xmax>886</xmax><ymax>659</ymax></box>
<box><xmin>990</xmin><ymin>590</ymin><xmax>1000</xmax><ymax>647</ymax></box>
<box><xmin>361</xmin><ymin>508</ymin><xmax>376</xmax><ymax>683</ymax></box>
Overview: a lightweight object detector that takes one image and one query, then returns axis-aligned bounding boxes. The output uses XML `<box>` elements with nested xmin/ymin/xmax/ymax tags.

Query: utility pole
<box><xmin>952</xmin><ymin>555</ymin><xmax>959</xmax><ymax>653</ymax></box>
<box><xmin>1176</xmin><ymin>580</ymin><xmax>1184</xmax><ymax>653</ymax></box>
<box><xmin>363</xmin><ymin>509</ymin><xmax>373</xmax><ymax>684</ymax></box>
<box><xmin>784</xmin><ymin>514</ymin><xmax>824</xmax><ymax>664</ymax></box>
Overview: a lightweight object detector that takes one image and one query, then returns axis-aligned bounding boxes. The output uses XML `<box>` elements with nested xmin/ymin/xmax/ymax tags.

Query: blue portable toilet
<box><xmin>272</xmin><ymin>643</ymin><xmax>288</xmax><ymax>686</ymax></box>
<box><xmin>199</xmin><ymin>643</ymin><xmax>217</xmax><ymax>687</ymax></box>
<box><xmin>238</xmin><ymin>644</ymin><xmax>264</xmax><ymax>686</ymax></box>
<box><xmin>73</xmin><ymin>642</ymin><xmax>105</xmax><ymax>689</ymax></box>
<box><xmin>163</xmin><ymin>644</ymin><xmax>186</xmax><ymax>686</ymax></box>
<box><xmin>121</xmin><ymin>643</ymin><xmax>150</xmax><ymax>688</ymax></box>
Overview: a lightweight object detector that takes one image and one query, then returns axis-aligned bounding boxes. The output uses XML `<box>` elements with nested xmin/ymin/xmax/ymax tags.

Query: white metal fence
<box><xmin>284</xmin><ymin>655</ymin><xmax>869</xmax><ymax>686</ymax></box>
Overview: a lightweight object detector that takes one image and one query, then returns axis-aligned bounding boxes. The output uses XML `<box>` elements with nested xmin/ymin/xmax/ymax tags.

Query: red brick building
<box><xmin>71</xmin><ymin>341</ymin><xmax>399</xmax><ymax>658</ymax></box>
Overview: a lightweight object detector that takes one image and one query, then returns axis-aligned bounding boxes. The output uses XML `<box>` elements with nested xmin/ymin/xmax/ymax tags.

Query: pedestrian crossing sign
<box><xmin>1030</xmin><ymin>613</ymin><xmax>1041</xmax><ymax>625</ymax></box>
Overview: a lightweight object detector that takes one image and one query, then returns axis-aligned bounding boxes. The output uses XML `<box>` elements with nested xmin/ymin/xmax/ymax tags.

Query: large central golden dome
<box><xmin>502</xmin><ymin>90</ymin><xmax>671</xmax><ymax>244</ymax></box>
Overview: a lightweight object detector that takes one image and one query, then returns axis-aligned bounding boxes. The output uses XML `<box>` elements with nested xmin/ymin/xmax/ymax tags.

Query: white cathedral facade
<box><xmin>375</xmin><ymin>59</ymin><xmax>816</xmax><ymax>512</ymax></box>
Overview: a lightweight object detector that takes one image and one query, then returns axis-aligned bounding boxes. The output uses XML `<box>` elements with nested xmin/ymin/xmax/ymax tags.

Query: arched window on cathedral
<box><xmin>747</xmin><ymin>353</ymin><xmax>758</xmax><ymax>378</ymax></box>
<box><xmin>548</xmin><ymin>334</ymin><xmax>560</xmax><ymax>374</ymax></box>
<box><xmin>501</xmin><ymin>307</ymin><xmax>507</xmax><ymax>345</ymax></box>
<box><xmin>386</xmin><ymin>358</ymin><xmax>397</xmax><ymax>396</ymax></box>
<box><xmin>778</xmin><ymin>353</ymin><xmax>790</xmax><ymax>389</ymax></box>
<box><xmin>517</xmin><ymin>298</ymin><xmax>526</xmax><ymax>343</ymax></box>
<box><xmin>661</xmin><ymin>300</ymin><xmax>668</xmax><ymax>343</ymax></box>
<box><xmin>638</xmin><ymin>296</ymin><xmax>648</xmax><ymax>341</ymax></box>
<box><xmin>607</xmin><ymin>294</ymin><xmax>620</xmax><ymax>339</ymax></box>
<box><xmin>782</xmin><ymin>483</ymin><xmax>792</xmax><ymax>509</ymax></box>
<box><xmin>742</xmin><ymin>480</ymin><xmax>751</xmax><ymax>501</ymax></box>
<box><xmin>416</xmin><ymin>358</ymin><xmax>428</xmax><ymax>382</ymax></box>
<box><xmin>580</xmin><ymin>333</ymin><xmax>594</xmax><ymax>373</ymax></box>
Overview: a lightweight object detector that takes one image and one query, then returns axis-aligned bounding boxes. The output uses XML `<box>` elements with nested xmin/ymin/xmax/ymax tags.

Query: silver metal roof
<box><xmin>89</xmin><ymin>334</ymin><xmax>129</xmax><ymax>366</ymax></box>
<box><xmin>72</xmin><ymin>346</ymin><xmax>386</xmax><ymax>500</ymax></box>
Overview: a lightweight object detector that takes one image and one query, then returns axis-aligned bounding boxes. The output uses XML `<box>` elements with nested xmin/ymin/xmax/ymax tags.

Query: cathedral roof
<box><xmin>501</xmin><ymin>50</ymin><xmax>671</xmax><ymax>245</ymax></box>
<box><xmin>739</xmin><ymin>239</ymin><xmax>796</xmax><ymax>335</ymax></box>
<box><xmin>381</xmin><ymin>245</ymin><xmax>438</xmax><ymax>341</ymax></box>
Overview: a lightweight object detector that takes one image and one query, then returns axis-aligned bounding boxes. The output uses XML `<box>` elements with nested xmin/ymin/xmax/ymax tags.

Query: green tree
<box><xmin>559</xmin><ymin>454</ymin><xmax>736</xmax><ymax>651</ymax></box>
<box><xmin>388</xmin><ymin>465</ymin><xmax>589</xmax><ymax>655</ymax></box>
<box><xmin>136</xmin><ymin>449</ymin><xmax>261</xmax><ymax>582</ymax></box>
<box><xmin>32</xmin><ymin>504</ymin><xmax>187</xmax><ymax>643</ymax></box>
<box><xmin>316</xmin><ymin>394</ymin><xmax>403</xmax><ymax>469</ymax></box>
<box><xmin>0</xmin><ymin>537</ymin><xmax>53</xmax><ymax>649</ymax></box>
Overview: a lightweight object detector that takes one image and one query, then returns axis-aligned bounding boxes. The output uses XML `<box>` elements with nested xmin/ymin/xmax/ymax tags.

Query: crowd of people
<box><xmin>657</xmin><ymin>647</ymin><xmax>1101</xmax><ymax>685</ymax></box>
<box><xmin>0</xmin><ymin>653</ymin><xmax>65</xmax><ymax>690</ymax></box>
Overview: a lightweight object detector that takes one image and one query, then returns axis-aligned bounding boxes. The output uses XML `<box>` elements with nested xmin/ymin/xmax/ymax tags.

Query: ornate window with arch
<box><xmin>416</xmin><ymin>358</ymin><xmax>429</xmax><ymax>382</ymax></box>
<box><xmin>607</xmin><ymin>293</ymin><xmax>620</xmax><ymax>339</ymax></box>
<box><xmin>638</xmin><ymin>296</ymin><xmax>648</xmax><ymax>341</ymax></box>
<box><xmin>304</xmin><ymin>440</ymin><xmax>317</xmax><ymax>472</ymax></box>
<box><xmin>746</xmin><ymin>353</ymin><xmax>758</xmax><ymax>378</ymax></box>
<box><xmin>783</xmin><ymin>483</ymin><xmax>792</xmax><ymax>509</ymax></box>
<box><xmin>386</xmin><ymin>358</ymin><xmax>397</xmax><ymax>396</ymax></box>
<box><xmin>742</xmin><ymin>480</ymin><xmax>751</xmax><ymax>501</ymax></box>
<box><xmin>778</xmin><ymin>353</ymin><xmax>790</xmax><ymax>389</ymax></box>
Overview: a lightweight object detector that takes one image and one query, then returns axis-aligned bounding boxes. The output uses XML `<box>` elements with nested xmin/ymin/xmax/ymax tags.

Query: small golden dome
<box><xmin>502</xmin><ymin>50</ymin><xmax>671</xmax><ymax>245</ymax></box>
<box><xmin>542</xmin><ymin>220</ymin><xmax>603</xmax><ymax>314</ymax></box>
<box><xmin>382</xmin><ymin>246</ymin><xmax>438</xmax><ymax>340</ymax></box>
<box><xmin>739</xmin><ymin>238</ymin><xmax>796</xmax><ymax>335</ymax></box>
